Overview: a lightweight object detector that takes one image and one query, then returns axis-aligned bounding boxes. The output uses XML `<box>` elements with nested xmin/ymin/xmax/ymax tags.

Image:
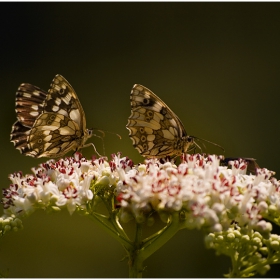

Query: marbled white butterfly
<box><xmin>11</xmin><ymin>74</ymin><xmax>99</xmax><ymax>158</ymax></box>
<box><xmin>126</xmin><ymin>84</ymin><xmax>223</xmax><ymax>158</ymax></box>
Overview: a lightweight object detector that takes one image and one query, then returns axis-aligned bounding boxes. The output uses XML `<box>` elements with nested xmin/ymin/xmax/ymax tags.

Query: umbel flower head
<box><xmin>2</xmin><ymin>153</ymin><xmax>280</xmax><ymax>233</ymax></box>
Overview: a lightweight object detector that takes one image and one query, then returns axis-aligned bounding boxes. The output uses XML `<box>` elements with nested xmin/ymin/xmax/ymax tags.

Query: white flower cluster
<box><xmin>115</xmin><ymin>154</ymin><xmax>280</xmax><ymax>232</ymax></box>
<box><xmin>3</xmin><ymin>153</ymin><xmax>98</xmax><ymax>216</ymax></box>
<box><xmin>3</xmin><ymin>153</ymin><xmax>280</xmax><ymax>233</ymax></box>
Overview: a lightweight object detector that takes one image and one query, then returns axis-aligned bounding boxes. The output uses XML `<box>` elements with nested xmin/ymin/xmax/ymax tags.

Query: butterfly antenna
<box><xmin>92</xmin><ymin>128</ymin><xmax>122</xmax><ymax>140</ymax></box>
<box><xmin>193</xmin><ymin>136</ymin><xmax>225</xmax><ymax>154</ymax></box>
<box><xmin>93</xmin><ymin>128</ymin><xmax>122</xmax><ymax>155</ymax></box>
<box><xmin>90</xmin><ymin>128</ymin><xmax>122</xmax><ymax>156</ymax></box>
<box><xmin>193</xmin><ymin>138</ymin><xmax>204</xmax><ymax>153</ymax></box>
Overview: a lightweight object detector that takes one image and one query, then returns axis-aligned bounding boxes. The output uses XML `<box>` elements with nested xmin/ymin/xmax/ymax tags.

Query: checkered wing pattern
<box><xmin>126</xmin><ymin>84</ymin><xmax>195</xmax><ymax>158</ymax></box>
<box><xmin>11</xmin><ymin>74</ymin><xmax>92</xmax><ymax>158</ymax></box>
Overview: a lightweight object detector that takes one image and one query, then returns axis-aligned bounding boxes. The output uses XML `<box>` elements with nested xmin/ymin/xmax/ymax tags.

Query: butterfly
<box><xmin>127</xmin><ymin>84</ymin><xmax>224</xmax><ymax>158</ymax></box>
<box><xmin>126</xmin><ymin>84</ymin><xmax>200</xmax><ymax>158</ymax></box>
<box><xmin>10</xmin><ymin>74</ymin><xmax>99</xmax><ymax>158</ymax></box>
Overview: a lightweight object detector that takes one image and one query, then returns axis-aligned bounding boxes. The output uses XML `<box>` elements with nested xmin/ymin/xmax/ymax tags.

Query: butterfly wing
<box><xmin>11</xmin><ymin>75</ymin><xmax>91</xmax><ymax>158</ymax></box>
<box><xmin>126</xmin><ymin>84</ymin><xmax>193</xmax><ymax>158</ymax></box>
<box><xmin>44</xmin><ymin>75</ymin><xmax>87</xmax><ymax>132</ymax></box>
<box><xmin>11</xmin><ymin>83</ymin><xmax>48</xmax><ymax>154</ymax></box>
<box><xmin>26</xmin><ymin>112</ymin><xmax>83</xmax><ymax>158</ymax></box>
<box><xmin>13</xmin><ymin>83</ymin><xmax>48</xmax><ymax>127</ymax></box>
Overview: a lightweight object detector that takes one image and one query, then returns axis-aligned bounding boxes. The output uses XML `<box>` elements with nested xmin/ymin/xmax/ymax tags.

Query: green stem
<box><xmin>128</xmin><ymin>223</ymin><xmax>144</xmax><ymax>278</ymax></box>
<box><xmin>141</xmin><ymin>212</ymin><xmax>180</xmax><ymax>260</ymax></box>
<box><xmin>106</xmin><ymin>201</ymin><xmax>130</xmax><ymax>241</ymax></box>
<box><xmin>86</xmin><ymin>212</ymin><xmax>133</xmax><ymax>249</ymax></box>
<box><xmin>127</xmin><ymin>212</ymin><xmax>181</xmax><ymax>278</ymax></box>
<box><xmin>91</xmin><ymin>193</ymin><xmax>131</xmax><ymax>242</ymax></box>
<box><xmin>228</xmin><ymin>252</ymin><xmax>239</xmax><ymax>277</ymax></box>
<box><xmin>237</xmin><ymin>259</ymin><xmax>273</xmax><ymax>278</ymax></box>
<box><xmin>128</xmin><ymin>248</ymin><xmax>144</xmax><ymax>278</ymax></box>
<box><xmin>88</xmin><ymin>194</ymin><xmax>182</xmax><ymax>278</ymax></box>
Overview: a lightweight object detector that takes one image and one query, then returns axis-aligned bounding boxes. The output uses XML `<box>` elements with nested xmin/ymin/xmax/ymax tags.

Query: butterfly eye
<box><xmin>187</xmin><ymin>136</ymin><xmax>194</xmax><ymax>143</ymax></box>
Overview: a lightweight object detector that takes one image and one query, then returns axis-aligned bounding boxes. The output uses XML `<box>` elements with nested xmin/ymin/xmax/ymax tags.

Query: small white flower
<box><xmin>56</xmin><ymin>185</ymin><xmax>79</xmax><ymax>215</ymax></box>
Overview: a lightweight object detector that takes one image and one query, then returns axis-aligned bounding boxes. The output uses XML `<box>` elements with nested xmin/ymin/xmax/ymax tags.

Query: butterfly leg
<box><xmin>83</xmin><ymin>138</ymin><xmax>104</xmax><ymax>157</ymax></box>
<box><xmin>92</xmin><ymin>132</ymin><xmax>106</xmax><ymax>156</ymax></box>
<box><xmin>194</xmin><ymin>141</ymin><xmax>202</xmax><ymax>154</ymax></box>
<box><xmin>91</xmin><ymin>128</ymin><xmax>122</xmax><ymax>156</ymax></box>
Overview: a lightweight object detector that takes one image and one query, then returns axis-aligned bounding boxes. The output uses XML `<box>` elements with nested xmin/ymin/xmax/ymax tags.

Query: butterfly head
<box><xmin>183</xmin><ymin>136</ymin><xmax>196</xmax><ymax>153</ymax></box>
<box><xmin>86</xmin><ymin>128</ymin><xmax>93</xmax><ymax>140</ymax></box>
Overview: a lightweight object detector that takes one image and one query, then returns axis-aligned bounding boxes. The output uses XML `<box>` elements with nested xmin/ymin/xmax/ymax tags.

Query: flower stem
<box><xmin>128</xmin><ymin>223</ymin><xmax>144</xmax><ymax>277</ymax></box>
<box><xmin>127</xmin><ymin>212</ymin><xmax>181</xmax><ymax>277</ymax></box>
<box><xmin>86</xmin><ymin>212</ymin><xmax>133</xmax><ymax>249</ymax></box>
<box><xmin>141</xmin><ymin>212</ymin><xmax>181</xmax><ymax>260</ymax></box>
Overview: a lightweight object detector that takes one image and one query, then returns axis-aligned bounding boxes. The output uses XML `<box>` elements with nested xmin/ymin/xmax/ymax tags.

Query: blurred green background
<box><xmin>1</xmin><ymin>2</ymin><xmax>280</xmax><ymax>277</ymax></box>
